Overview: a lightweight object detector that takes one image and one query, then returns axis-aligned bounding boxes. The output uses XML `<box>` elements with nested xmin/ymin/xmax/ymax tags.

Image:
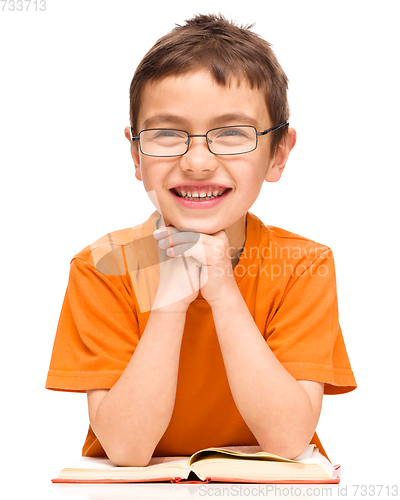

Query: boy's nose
<box><xmin>179</xmin><ymin>136</ymin><xmax>218</xmax><ymax>173</ymax></box>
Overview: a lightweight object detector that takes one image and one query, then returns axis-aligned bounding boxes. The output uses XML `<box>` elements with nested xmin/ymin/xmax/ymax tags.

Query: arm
<box><xmin>155</xmin><ymin>228</ymin><xmax>323</xmax><ymax>459</ymax></box>
<box><xmin>87</xmin><ymin>305</ymin><xmax>187</xmax><ymax>467</ymax></box>
<box><xmin>211</xmin><ymin>287</ymin><xmax>324</xmax><ymax>459</ymax></box>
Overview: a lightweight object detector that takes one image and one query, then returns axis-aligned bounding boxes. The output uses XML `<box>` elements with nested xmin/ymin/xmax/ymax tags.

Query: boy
<box><xmin>46</xmin><ymin>14</ymin><xmax>356</xmax><ymax>467</ymax></box>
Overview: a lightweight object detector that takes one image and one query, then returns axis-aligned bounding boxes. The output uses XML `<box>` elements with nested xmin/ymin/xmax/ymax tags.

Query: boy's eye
<box><xmin>225</xmin><ymin>129</ymin><xmax>243</xmax><ymax>136</ymax></box>
<box><xmin>153</xmin><ymin>130</ymin><xmax>185</xmax><ymax>139</ymax></box>
<box><xmin>216</xmin><ymin>128</ymin><xmax>248</xmax><ymax>138</ymax></box>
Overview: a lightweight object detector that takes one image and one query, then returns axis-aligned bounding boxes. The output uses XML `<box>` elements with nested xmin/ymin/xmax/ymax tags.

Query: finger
<box><xmin>153</xmin><ymin>225</ymin><xmax>200</xmax><ymax>240</ymax></box>
<box><xmin>157</xmin><ymin>229</ymin><xmax>201</xmax><ymax>249</ymax></box>
<box><xmin>166</xmin><ymin>227</ymin><xmax>175</xmax><ymax>257</ymax></box>
<box><xmin>166</xmin><ymin>241</ymin><xmax>207</xmax><ymax>265</ymax></box>
<box><xmin>153</xmin><ymin>225</ymin><xmax>180</xmax><ymax>240</ymax></box>
<box><xmin>154</xmin><ymin>226</ymin><xmax>181</xmax><ymax>258</ymax></box>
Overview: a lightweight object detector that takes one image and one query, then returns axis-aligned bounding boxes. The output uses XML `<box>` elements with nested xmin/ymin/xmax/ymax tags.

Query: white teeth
<box><xmin>175</xmin><ymin>187</ymin><xmax>227</xmax><ymax>199</ymax></box>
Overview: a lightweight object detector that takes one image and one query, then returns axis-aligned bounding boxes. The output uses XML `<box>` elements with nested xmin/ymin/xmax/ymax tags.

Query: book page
<box><xmin>214</xmin><ymin>445</ymin><xmax>263</xmax><ymax>454</ymax></box>
<box><xmin>293</xmin><ymin>445</ymin><xmax>316</xmax><ymax>461</ymax></box>
<box><xmin>189</xmin><ymin>444</ymin><xmax>317</xmax><ymax>467</ymax></box>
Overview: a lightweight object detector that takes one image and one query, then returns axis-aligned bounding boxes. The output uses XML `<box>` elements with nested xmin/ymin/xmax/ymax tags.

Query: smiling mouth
<box><xmin>170</xmin><ymin>186</ymin><xmax>231</xmax><ymax>201</ymax></box>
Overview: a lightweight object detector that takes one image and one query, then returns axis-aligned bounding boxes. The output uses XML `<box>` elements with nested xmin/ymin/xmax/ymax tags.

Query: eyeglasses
<box><xmin>130</xmin><ymin>122</ymin><xmax>288</xmax><ymax>157</ymax></box>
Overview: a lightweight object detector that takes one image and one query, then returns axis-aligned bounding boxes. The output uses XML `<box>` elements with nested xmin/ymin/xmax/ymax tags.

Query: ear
<box><xmin>124</xmin><ymin>126</ymin><xmax>142</xmax><ymax>181</ymax></box>
<box><xmin>265</xmin><ymin>127</ymin><xmax>297</xmax><ymax>182</ymax></box>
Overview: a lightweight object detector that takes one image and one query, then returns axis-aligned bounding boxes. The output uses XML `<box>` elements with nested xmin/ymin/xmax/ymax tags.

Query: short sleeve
<box><xmin>265</xmin><ymin>248</ymin><xmax>356</xmax><ymax>394</ymax></box>
<box><xmin>45</xmin><ymin>257</ymin><xmax>140</xmax><ymax>392</ymax></box>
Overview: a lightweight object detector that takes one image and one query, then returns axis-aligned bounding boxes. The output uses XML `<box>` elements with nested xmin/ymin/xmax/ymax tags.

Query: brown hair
<box><xmin>129</xmin><ymin>13</ymin><xmax>289</xmax><ymax>157</ymax></box>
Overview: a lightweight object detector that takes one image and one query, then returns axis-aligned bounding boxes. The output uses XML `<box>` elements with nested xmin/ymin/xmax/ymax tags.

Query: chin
<box><xmin>165</xmin><ymin>214</ymin><xmax>224</xmax><ymax>235</ymax></box>
<box><xmin>182</xmin><ymin>223</ymin><xmax>224</xmax><ymax>235</ymax></box>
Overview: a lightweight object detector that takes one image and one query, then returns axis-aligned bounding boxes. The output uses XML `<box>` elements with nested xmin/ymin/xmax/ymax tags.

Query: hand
<box><xmin>154</xmin><ymin>225</ymin><xmax>238</xmax><ymax>308</ymax></box>
<box><xmin>152</xmin><ymin>226</ymin><xmax>201</xmax><ymax>311</ymax></box>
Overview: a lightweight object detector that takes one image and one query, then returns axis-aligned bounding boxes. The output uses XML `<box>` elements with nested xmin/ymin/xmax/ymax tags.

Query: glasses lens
<box><xmin>207</xmin><ymin>126</ymin><xmax>257</xmax><ymax>155</ymax></box>
<box><xmin>139</xmin><ymin>129</ymin><xmax>188</xmax><ymax>156</ymax></box>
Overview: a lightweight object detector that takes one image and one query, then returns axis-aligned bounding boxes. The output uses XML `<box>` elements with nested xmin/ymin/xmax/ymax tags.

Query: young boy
<box><xmin>46</xmin><ymin>14</ymin><xmax>356</xmax><ymax>467</ymax></box>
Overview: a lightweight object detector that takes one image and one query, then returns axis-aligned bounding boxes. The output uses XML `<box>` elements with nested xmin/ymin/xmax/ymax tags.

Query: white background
<box><xmin>1</xmin><ymin>1</ymin><xmax>399</xmax><ymax>498</ymax></box>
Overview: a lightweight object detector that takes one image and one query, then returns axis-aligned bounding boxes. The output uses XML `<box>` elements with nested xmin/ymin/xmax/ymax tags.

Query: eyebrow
<box><xmin>209</xmin><ymin>113</ymin><xmax>259</xmax><ymax>128</ymax></box>
<box><xmin>143</xmin><ymin>114</ymin><xmax>188</xmax><ymax>129</ymax></box>
<box><xmin>142</xmin><ymin>113</ymin><xmax>259</xmax><ymax>130</ymax></box>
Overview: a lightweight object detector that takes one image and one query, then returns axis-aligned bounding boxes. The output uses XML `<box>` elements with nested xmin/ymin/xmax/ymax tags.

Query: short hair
<box><xmin>129</xmin><ymin>13</ymin><xmax>289</xmax><ymax>157</ymax></box>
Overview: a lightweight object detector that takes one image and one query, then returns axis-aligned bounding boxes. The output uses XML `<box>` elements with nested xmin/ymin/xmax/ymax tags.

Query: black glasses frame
<box><xmin>130</xmin><ymin>121</ymin><xmax>289</xmax><ymax>157</ymax></box>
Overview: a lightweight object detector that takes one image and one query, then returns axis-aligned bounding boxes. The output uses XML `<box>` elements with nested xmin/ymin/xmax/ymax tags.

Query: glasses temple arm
<box><xmin>130</xmin><ymin>127</ymin><xmax>140</xmax><ymax>141</ymax></box>
<box><xmin>257</xmin><ymin>121</ymin><xmax>289</xmax><ymax>137</ymax></box>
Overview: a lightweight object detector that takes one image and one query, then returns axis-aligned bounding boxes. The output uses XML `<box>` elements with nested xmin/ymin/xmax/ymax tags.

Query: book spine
<box><xmin>171</xmin><ymin>477</ymin><xmax>211</xmax><ymax>484</ymax></box>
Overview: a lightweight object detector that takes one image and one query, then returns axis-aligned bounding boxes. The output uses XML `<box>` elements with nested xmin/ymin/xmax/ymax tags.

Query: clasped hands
<box><xmin>153</xmin><ymin>225</ymin><xmax>237</xmax><ymax>309</ymax></box>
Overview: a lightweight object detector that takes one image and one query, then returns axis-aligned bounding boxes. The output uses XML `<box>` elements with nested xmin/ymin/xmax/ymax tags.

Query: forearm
<box><xmin>211</xmin><ymin>289</ymin><xmax>320</xmax><ymax>459</ymax></box>
<box><xmin>89</xmin><ymin>305</ymin><xmax>187</xmax><ymax>466</ymax></box>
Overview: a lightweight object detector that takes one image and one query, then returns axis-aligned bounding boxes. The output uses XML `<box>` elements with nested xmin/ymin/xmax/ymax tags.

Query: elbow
<box><xmin>278</xmin><ymin>443</ymin><xmax>310</xmax><ymax>460</ymax></box>
<box><xmin>89</xmin><ymin>415</ymin><xmax>154</xmax><ymax>466</ymax></box>
<box><xmin>106</xmin><ymin>446</ymin><xmax>153</xmax><ymax>467</ymax></box>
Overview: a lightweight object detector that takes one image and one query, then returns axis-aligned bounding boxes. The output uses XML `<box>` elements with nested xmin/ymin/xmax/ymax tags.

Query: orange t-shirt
<box><xmin>46</xmin><ymin>210</ymin><xmax>356</xmax><ymax>459</ymax></box>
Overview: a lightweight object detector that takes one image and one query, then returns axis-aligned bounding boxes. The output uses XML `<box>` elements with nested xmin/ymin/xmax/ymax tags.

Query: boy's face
<box><xmin>126</xmin><ymin>69</ymin><xmax>294</xmax><ymax>237</ymax></box>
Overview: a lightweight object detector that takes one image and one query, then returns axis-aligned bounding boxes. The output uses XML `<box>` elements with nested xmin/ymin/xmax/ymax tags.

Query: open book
<box><xmin>52</xmin><ymin>444</ymin><xmax>340</xmax><ymax>484</ymax></box>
